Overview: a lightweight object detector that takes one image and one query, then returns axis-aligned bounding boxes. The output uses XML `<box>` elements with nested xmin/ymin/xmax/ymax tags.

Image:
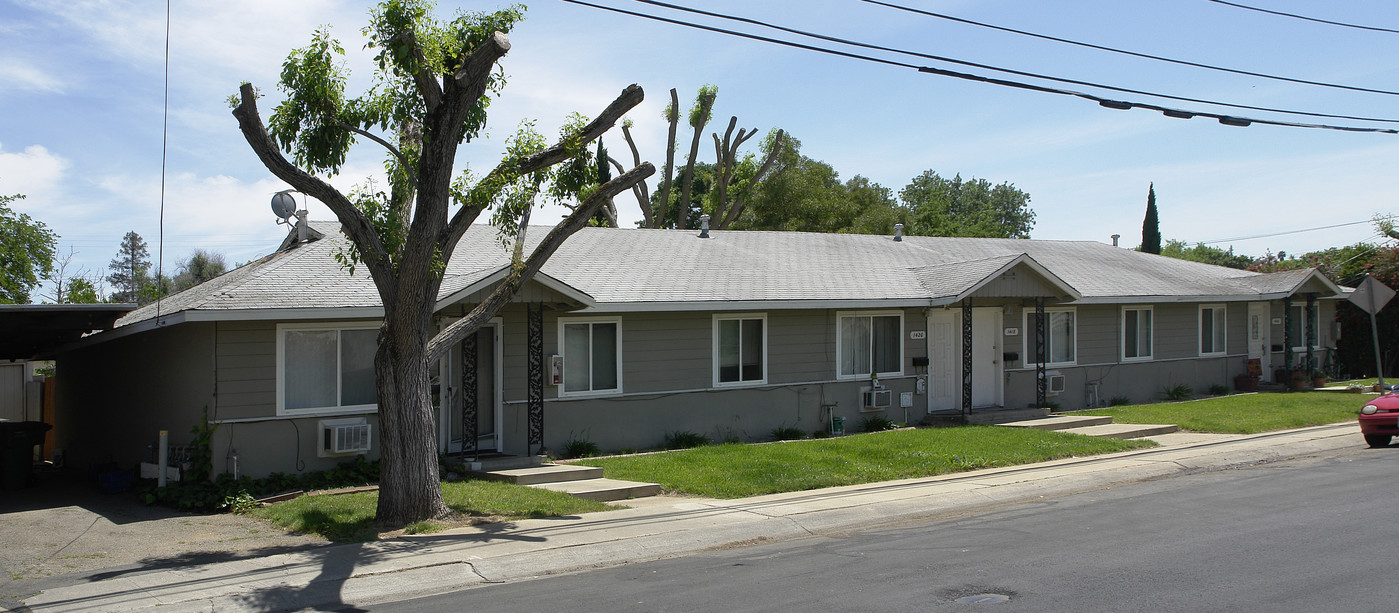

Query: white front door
<box><xmin>971</xmin><ymin>307</ymin><xmax>1004</xmax><ymax>408</ymax></box>
<box><xmin>1248</xmin><ymin>302</ymin><xmax>1272</xmax><ymax>381</ymax></box>
<box><xmin>927</xmin><ymin>309</ymin><xmax>960</xmax><ymax>413</ymax></box>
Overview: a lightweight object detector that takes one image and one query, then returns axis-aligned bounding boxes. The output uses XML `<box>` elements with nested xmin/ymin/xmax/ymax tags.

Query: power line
<box><xmin>864</xmin><ymin>0</ymin><xmax>1399</xmax><ymax>97</ymax></box>
<box><xmin>629</xmin><ymin>0</ymin><xmax>1399</xmax><ymax>125</ymax></box>
<box><xmin>1206</xmin><ymin>0</ymin><xmax>1399</xmax><ymax>35</ymax></box>
<box><xmin>1199</xmin><ymin>219</ymin><xmax>1374</xmax><ymax>245</ymax></box>
<box><xmin>563</xmin><ymin>0</ymin><xmax>1398</xmax><ymax>134</ymax></box>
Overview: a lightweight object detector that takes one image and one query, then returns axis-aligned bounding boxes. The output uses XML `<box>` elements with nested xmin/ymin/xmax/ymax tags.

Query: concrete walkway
<box><xmin>16</xmin><ymin>422</ymin><xmax>1362</xmax><ymax>613</ymax></box>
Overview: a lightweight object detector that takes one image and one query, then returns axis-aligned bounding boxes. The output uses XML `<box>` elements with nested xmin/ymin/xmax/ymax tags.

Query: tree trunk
<box><xmin>373</xmin><ymin>313</ymin><xmax>450</xmax><ymax>525</ymax></box>
<box><xmin>657</xmin><ymin>88</ymin><xmax>679</xmax><ymax>229</ymax></box>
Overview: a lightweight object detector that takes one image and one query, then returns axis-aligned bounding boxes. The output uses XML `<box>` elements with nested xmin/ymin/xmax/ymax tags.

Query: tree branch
<box><xmin>619</xmin><ymin>123</ymin><xmax>653</xmax><ymax>227</ymax></box>
<box><xmin>426</xmin><ymin>161</ymin><xmax>655</xmax><ymax>362</ymax></box>
<box><xmin>388</xmin><ymin>29</ymin><xmax>443</xmax><ymax>112</ymax></box>
<box><xmin>718</xmin><ymin>129</ymin><xmax>784</xmax><ymax>229</ymax></box>
<box><xmin>442</xmin><ymin>31</ymin><xmax>511</xmax><ymax>135</ymax></box>
<box><xmin>441</xmin><ymin>84</ymin><xmax>645</xmax><ymax>252</ymax></box>
<box><xmin>336</xmin><ymin>120</ymin><xmax>419</xmax><ymax>190</ymax></box>
<box><xmin>608</xmin><ymin>155</ymin><xmax>649</xmax><ymax>224</ymax></box>
<box><xmin>656</xmin><ymin>88</ymin><xmax>679</xmax><ymax>228</ymax></box>
<box><xmin>231</xmin><ymin>83</ymin><xmax>396</xmax><ymax>296</ymax></box>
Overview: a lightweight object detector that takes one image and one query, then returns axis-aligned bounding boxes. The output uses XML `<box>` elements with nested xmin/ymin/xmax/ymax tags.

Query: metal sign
<box><xmin>1348</xmin><ymin>274</ymin><xmax>1394</xmax><ymax>386</ymax></box>
<box><xmin>1348</xmin><ymin>274</ymin><xmax>1396</xmax><ymax>315</ymax></box>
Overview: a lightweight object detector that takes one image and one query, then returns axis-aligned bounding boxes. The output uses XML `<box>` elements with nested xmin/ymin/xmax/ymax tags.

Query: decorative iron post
<box><xmin>1306</xmin><ymin>294</ymin><xmax>1317</xmax><ymax>372</ymax></box>
<box><xmin>961</xmin><ymin>298</ymin><xmax>973</xmax><ymax>420</ymax></box>
<box><xmin>1035</xmin><ymin>297</ymin><xmax>1047</xmax><ymax>409</ymax></box>
<box><xmin>527</xmin><ymin>304</ymin><xmax>545</xmax><ymax>455</ymax></box>
<box><xmin>1283</xmin><ymin>295</ymin><xmax>1294</xmax><ymax>373</ymax></box>
<box><xmin>460</xmin><ymin>332</ymin><xmax>478</xmax><ymax>458</ymax></box>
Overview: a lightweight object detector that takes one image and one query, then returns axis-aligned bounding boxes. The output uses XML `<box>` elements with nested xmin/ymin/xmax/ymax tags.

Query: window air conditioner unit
<box><xmin>1047</xmin><ymin>374</ymin><xmax>1066</xmax><ymax>396</ymax></box>
<box><xmin>861</xmin><ymin>387</ymin><xmax>892</xmax><ymax>410</ymax></box>
<box><xmin>320</xmin><ymin>419</ymin><xmax>372</xmax><ymax>456</ymax></box>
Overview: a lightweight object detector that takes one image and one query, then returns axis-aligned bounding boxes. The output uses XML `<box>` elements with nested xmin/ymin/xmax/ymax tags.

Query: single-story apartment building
<box><xmin>50</xmin><ymin>222</ymin><xmax>1342</xmax><ymax>478</ymax></box>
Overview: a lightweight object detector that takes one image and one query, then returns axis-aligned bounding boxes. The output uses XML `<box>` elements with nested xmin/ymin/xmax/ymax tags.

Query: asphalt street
<box><xmin>373</xmin><ymin>444</ymin><xmax>1395</xmax><ymax>613</ymax></box>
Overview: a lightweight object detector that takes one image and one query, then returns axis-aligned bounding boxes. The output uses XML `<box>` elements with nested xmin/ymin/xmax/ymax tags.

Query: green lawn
<box><xmin>575</xmin><ymin>426</ymin><xmax>1153</xmax><ymax>499</ymax></box>
<box><xmin>1077</xmin><ymin>391</ymin><xmax>1363</xmax><ymax>434</ymax></box>
<box><xmin>253</xmin><ymin>479</ymin><xmax>610</xmax><ymax>542</ymax></box>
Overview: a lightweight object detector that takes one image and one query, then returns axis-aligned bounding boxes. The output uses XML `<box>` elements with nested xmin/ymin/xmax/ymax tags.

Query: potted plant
<box><xmin>1310</xmin><ymin>371</ymin><xmax>1328</xmax><ymax>388</ymax></box>
<box><xmin>1289</xmin><ymin>369</ymin><xmax>1308</xmax><ymax>391</ymax></box>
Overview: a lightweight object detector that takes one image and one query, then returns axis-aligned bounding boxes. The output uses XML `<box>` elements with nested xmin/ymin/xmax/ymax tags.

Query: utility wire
<box><xmin>156</xmin><ymin>0</ymin><xmax>169</xmax><ymax>320</ymax></box>
<box><xmin>1200</xmin><ymin>220</ymin><xmax>1374</xmax><ymax>245</ymax></box>
<box><xmin>564</xmin><ymin>0</ymin><xmax>1398</xmax><ymax>134</ymax></box>
<box><xmin>629</xmin><ymin>0</ymin><xmax>1399</xmax><ymax>125</ymax></box>
<box><xmin>1206</xmin><ymin>0</ymin><xmax>1399</xmax><ymax>35</ymax></box>
<box><xmin>864</xmin><ymin>0</ymin><xmax>1399</xmax><ymax>97</ymax></box>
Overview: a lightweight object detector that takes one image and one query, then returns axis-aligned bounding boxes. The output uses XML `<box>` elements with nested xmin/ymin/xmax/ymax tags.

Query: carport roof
<box><xmin>0</xmin><ymin>304</ymin><xmax>136</xmax><ymax>360</ymax></box>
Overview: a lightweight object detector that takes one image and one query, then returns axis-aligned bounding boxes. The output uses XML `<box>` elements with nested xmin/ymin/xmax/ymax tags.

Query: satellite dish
<box><xmin>271</xmin><ymin>191</ymin><xmax>298</xmax><ymax>220</ymax></box>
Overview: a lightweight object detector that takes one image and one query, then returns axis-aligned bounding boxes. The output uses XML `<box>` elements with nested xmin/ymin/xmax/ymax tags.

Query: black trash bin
<box><xmin>0</xmin><ymin>421</ymin><xmax>52</xmax><ymax>490</ymax></box>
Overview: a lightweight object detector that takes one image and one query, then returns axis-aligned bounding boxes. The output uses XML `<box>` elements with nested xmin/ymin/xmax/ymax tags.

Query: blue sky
<box><xmin>3</xmin><ymin>0</ymin><xmax>1398</xmax><ymax>299</ymax></box>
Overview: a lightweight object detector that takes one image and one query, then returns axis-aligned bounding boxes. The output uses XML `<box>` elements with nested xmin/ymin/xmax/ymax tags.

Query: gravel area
<box><xmin>0</xmin><ymin>468</ymin><xmax>327</xmax><ymax>605</ymax></box>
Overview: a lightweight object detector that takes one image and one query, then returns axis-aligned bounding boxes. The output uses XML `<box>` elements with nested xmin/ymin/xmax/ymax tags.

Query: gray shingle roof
<box><xmin>115</xmin><ymin>221</ymin><xmax>1338</xmax><ymax>327</ymax></box>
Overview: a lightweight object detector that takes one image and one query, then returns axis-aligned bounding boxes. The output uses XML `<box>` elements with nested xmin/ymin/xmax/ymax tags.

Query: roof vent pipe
<box><xmin>699</xmin><ymin>214</ymin><xmax>711</xmax><ymax>239</ymax></box>
<box><xmin>1111</xmin><ymin>234</ymin><xmax>1120</xmax><ymax>247</ymax></box>
<box><xmin>894</xmin><ymin>223</ymin><xmax>904</xmax><ymax>242</ymax></box>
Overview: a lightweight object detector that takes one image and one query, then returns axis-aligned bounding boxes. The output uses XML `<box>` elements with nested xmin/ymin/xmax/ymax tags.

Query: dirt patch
<box><xmin>0</xmin><ymin>469</ymin><xmax>326</xmax><ymax>601</ymax></box>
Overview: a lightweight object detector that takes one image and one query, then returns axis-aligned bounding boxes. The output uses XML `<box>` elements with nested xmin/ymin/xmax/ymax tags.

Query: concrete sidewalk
<box><xmin>16</xmin><ymin>423</ymin><xmax>1361</xmax><ymax>613</ymax></box>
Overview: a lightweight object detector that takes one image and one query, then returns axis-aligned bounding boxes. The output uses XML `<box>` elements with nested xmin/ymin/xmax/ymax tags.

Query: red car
<box><xmin>1360</xmin><ymin>391</ymin><xmax>1399</xmax><ymax>447</ymax></box>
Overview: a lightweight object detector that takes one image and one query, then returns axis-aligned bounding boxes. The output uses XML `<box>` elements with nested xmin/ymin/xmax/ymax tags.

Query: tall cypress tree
<box><xmin>1141</xmin><ymin>183</ymin><xmax>1161</xmax><ymax>254</ymax></box>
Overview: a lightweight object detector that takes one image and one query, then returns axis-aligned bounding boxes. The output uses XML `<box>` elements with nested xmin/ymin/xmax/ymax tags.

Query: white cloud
<box><xmin>0</xmin><ymin>58</ymin><xmax>63</xmax><ymax>94</ymax></box>
<box><xmin>0</xmin><ymin>142</ymin><xmax>69</xmax><ymax>197</ymax></box>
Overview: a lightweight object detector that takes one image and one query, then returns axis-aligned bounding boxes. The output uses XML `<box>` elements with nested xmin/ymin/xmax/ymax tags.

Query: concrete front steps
<box><xmin>464</xmin><ymin>456</ymin><xmax>661</xmax><ymax>502</ymax></box>
<box><xmin>999</xmin><ymin>413</ymin><xmax>1179</xmax><ymax>440</ymax></box>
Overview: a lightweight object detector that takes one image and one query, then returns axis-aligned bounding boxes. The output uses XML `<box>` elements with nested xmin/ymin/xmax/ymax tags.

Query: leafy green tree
<box><xmin>1141</xmin><ymin>183</ymin><xmax>1161</xmax><ymax>254</ymax></box>
<box><xmin>64</xmin><ymin>277</ymin><xmax>100</xmax><ymax>304</ymax></box>
<box><xmin>0</xmin><ymin>192</ymin><xmax>58</xmax><ymax>304</ymax></box>
<box><xmin>1160</xmin><ymin>239</ymin><xmax>1252</xmax><ymax>269</ymax></box>
<box><xmin>734</xmin><ymin>133</ymin><xmax>847</xmax><ymax>232</ymax></box>
<box><xmin>107</xmin><ymin>231</ymin><xmax>151</xmax><ymax>304</ymax></box>
<box><xmin>232</xmin><ymin>0</ymin><xmax>652</xmax><ymax>525</ymax></box>
<box><xmin>731</xmin><ymin>133</ymin><xmax>904</xmax><ymax>234</ymax></box>
<box><xmin>843</xmin><ymin>175</ymin><xmax>905</xmax><ymax>235</ymax></box>
<box><xmin>174</xmin><ymin>249</ymin><xmax>227</xmax><ymax>290</ymax></box>
<box><xmin>899</xmin><ymin>171</ymin><xmax>1035</xmax><ymax>238</ymax></box>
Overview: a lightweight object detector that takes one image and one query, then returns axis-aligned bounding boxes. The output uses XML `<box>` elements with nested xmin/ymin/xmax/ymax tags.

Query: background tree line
<box><xmin>612</xmin><ymin>86</ymin><xmax>1036</xmax><ymax>239</ymax></box>
<box><xmin>0</xmin><ymin>190</ymin><xmax>226</xmax><ymax>306</ymax></box>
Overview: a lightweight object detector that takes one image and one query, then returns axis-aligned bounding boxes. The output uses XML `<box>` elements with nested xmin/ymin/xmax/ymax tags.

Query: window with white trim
<box><xmin>837</xmin><ymin>311</ymin><xmax>903</xmax><ymax>378</ymax></box>
<box><xmin>1200</xmin><ymin>304</ymin><xmax>1227</xmax><ymax>355</ymax></box>
<box><xmin>560</xmin><ymin>317</ymin><xmax>621</xmax><ymax>396</ymax></box>
<box><xmin>277</xmin><ymin>323</ymin><xmax>378</xmax><ymax>415</ymax></box>
<box><xmin>1287</xmin><ymin>304</ymin><xmax>1321</xmax><ymax>350</ymax></box>
<box><xmin>1025</xmin><ymin>308</ymin><xmax>1076</xmax><ymax>365</ymax></box>
<box><xmin>714</xmin><ymin>314</ymin><xmax>766</xmax><ymax>386</ymax></box>
<box><xmin>1122</xmin><ymin>307</ymin><xmax>1153</xmax><ymax>361</ymax></box>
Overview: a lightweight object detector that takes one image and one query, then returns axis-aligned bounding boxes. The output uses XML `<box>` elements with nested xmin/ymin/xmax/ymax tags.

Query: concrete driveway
<box><xmin>0</xmin><ymin>467</ymin><xmax>325</xmax><ymax>605</ymax></box>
